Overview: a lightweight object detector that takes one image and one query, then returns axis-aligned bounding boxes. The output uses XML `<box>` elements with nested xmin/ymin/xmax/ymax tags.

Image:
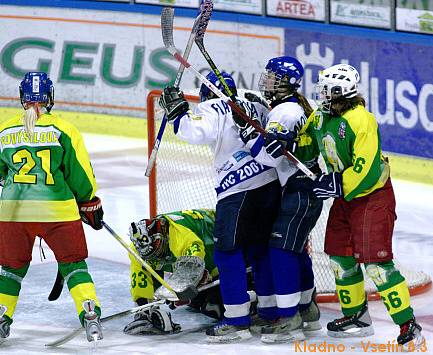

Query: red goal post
<box><xmin>147</xmin><ymin>89</ymin><xmax>432</xmax><ymax>302</ymax></box>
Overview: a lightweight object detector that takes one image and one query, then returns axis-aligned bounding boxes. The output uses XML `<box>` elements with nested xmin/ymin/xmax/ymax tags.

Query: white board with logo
<box><xmin>396</xmin><ymin>8</ymin><xmax>433</xmax><ymax>34</ymax></box>
<box><xmin>267</xmin><ymin>0</ymin><xmax>326</xmax><ymax>21</ymax></box>
<box><xmin>213</xmin><ymin>0</ymin><xmax>263</xmax><ymax>14</ymax></box>
<box><xmin>330</xmin><ymin>1</ymin><xmax>391</xmax><ymax>28</ymax></box>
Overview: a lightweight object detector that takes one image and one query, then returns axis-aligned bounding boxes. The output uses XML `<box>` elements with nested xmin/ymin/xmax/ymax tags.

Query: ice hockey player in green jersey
<box><xmin>0</xmin><ymin>72</ymin><xmax>104</xmax><ymax>343</ymax></box>
<box><xmin>296</xmin><ymin>64</ymin><xmax>424</xmax><ymax>351</ymax></box>
<box><xmin>124</xmin><ymin>209</ymin><xmax>225</xmax><ymax>335</ymax></box>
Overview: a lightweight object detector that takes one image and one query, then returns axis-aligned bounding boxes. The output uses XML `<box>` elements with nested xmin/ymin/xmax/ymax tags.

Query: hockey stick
<box><xmin>194</xmin><ymin>3</ymin><xmax>238</xmax><ymax>103</ymax></box>
<box><xmin>161</xmin><ymin>7</ymin><xmax>316</xmax><ymax>180</ymax></box>
<box><xmin>145</xmin><ymin>0</ymin><xmax>214</xmax><ymax>177</ymax></box>
<box><xmin>48</xmin><ymin>269</ymin><xmax>64</xmax><ymax>301</ymax></box>
<box><xmin>45</xmin><ymin>300</ymin><xmax>165</xmax><ymax>347</ymax></box>
<box><xmin>197</xmin><ymin>266</ymin><xmax>252</xmax><ymax>292</ymax></box>
<box><xmin>102</xmin><ymin>221</ymin><xmax>197</xmax><ymax>301</ymax></box>
<box><xmin>46</xmin><ymin>267</ymin><xmax>251</xmax><ymax>347</ymax></box>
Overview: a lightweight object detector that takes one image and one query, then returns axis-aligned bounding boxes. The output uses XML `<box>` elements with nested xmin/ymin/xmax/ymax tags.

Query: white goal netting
<box><xmin>146</xmin><ymin>89</ymin><xmax>431</xmax><ymax>302</ymax></box>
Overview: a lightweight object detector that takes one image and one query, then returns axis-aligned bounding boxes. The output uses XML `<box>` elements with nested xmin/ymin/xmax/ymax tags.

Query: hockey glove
<box><xmin>264</xmin><ymin>137</ymin><xmax>284</xmax><ymax>159</ymax></box>
<box><xmin>231</xmin><ymin>99</ymin><xmax>249</xmax><ymax>130</ymax></box>
<box><xmin>159</xmin><ymin>86</ymin><xmax>190</xmax><ymax>122</ymax></box>
<box><xmin>274</xmin><ymin>130</ymin><xmax>297</xmax><ymax>154</ymax></box>
<box><xmin>312</xmin><ymin>172</ymin><xmax>343</xmax><ymax>200</ymax></box>
<box><xmin>123</xmin><ymin>307</ymin><xmax>181</xmax><ymax>335</ymax></box>
<box><xmin>78</xmin><ymin>196</ymin><xmax>103</xmax><ymax>230</ymax></box>
<box><xmin>231</xmin><ymin>100</ymin><xmax>261</xmax><ymax>144</ymax></box>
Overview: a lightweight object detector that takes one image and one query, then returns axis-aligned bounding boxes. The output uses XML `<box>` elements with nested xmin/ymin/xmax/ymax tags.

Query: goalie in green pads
<box><xmin>124</xmin><ymin>209</ymin><xmax>225</xmax><ymax>335</ymax></box>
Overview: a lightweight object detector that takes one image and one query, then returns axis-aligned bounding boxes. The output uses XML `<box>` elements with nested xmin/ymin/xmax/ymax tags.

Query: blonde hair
<box><xmin>293</xmin><ymin>92</ymin><xmax>313</xmax><ymax>118</ymax></box>
<box><xmin>22</xmin><ymin>104</ymin><xmax>42</xmax><ymax>136</ymax></box>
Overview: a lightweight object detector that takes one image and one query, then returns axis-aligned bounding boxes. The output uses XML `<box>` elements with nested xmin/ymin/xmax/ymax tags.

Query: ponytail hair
<box><xmin>22</xmin><ymin>103</ymin><xmax>42</xmax><ymax>137</ymax></box>
<box><xmin>293</xmin><ymin>92</ymin><xmax>313</xmax><ymax>118</ymax></box>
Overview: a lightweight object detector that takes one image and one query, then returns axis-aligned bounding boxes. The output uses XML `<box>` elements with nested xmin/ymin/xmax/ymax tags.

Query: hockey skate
<box><xmin>249</xmin><ymin>314</ymin><xmax>272</xmax><ymax>334</ymax></box>
<box><xmin>300</xmin><ymin>297</ymin><xmax>321</xmax><ymax>331</ymax></box>
<box><xmin>397</xmin><ymin>318</ymin><xmax>425</xmax><ymax>352</ymax></box>
<box><xmin>327</xmin><ymin>304</ymin><xmax>374</xmax><ymax>338</ymax></box>
<box><xmin>82</xmin><ymin>300</ymin><xmax>103</xmax><ymax>343</ymax></box>
<box><xmin>0</xmin><ymin>305</ymin><xmax>10</xmax><ymax>342</ymax></box>
<box><xmin>206</xmin><ymin>319</ymin><xmax>252</xmax><ymax>343</ymax></box>
<box><xmin>260</xmin><ymin>312</ymin><xmax>306</xmax><ymax>344</ymax></box>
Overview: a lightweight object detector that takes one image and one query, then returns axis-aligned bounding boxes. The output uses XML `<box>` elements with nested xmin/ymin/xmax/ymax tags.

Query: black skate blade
<box><xmin>175</xmin><ymin>286</ymin><xmax>198</xmax><ymax>301</ymax></box>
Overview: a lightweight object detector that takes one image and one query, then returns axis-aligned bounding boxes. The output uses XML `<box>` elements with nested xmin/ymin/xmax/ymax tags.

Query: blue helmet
<box><xmin>258</xmin><ymin>56</ymin><xmax>304</xmax><ymax>103</ymax></box>
<box><xmin>19</xmin><ymin>72</ymin><xmax>54</xmax><ymax>112</ymax></box>
<box><xmin>199</xmin><ymin>71</ymin><xmax>237</xmax><ymax>102</ymax></box>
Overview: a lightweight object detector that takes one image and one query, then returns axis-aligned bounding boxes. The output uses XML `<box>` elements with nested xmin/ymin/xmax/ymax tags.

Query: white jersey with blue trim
<box><xmin>246</xmin><ymin>101</ymin><xmax>307</xmax><ymax>186</ymax></box>
<box><xmin>173</xmin><ymin>97</ymin><xmax>278</xmax><ymax>201</ymax></box>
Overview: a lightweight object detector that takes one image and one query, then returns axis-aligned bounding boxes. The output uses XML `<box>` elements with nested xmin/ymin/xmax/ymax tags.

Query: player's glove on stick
<box><xmin>123</xmin><ymin>306</ymin><xmax>181</xmax><ymax>335</ymax></box>
<box><xmin>312</xmin><ymin>172</ymin><xmax>343</xmax><ymax>200</ymax></box>
<box><xmin>264</xmin><ymin>129</ymin><xmax>297</xmax><ymax>159</ymax></box>
<box><xmin>78</xmin><ymin>196</ymin><xmax>103</xmax><ymax>230</ymax></box>
<box><xmin>159</xmin><ymin>86</ymin><xmax>189</xmax><ymax>122</ymax></box>
<box><xmin>275</xmin><ymin>130</ymin><xmax>297</xmax><ymax>154</ymax></box>
<box><xmin>232</xmin><ymin>100</ymin><xmax>260</xmax><ymax>144</ymax></box>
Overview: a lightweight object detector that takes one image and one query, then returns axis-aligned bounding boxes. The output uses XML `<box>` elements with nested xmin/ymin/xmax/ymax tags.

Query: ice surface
<box><xmin>0</xmin><ymin>133</ymin><xmax>432</xmax><ymax>354</ymax></box>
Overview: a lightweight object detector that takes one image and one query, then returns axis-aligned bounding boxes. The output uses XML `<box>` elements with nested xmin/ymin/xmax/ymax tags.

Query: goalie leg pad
<box><xmin>124</xmin><ymin>307</ymin><xmax>181</xmax><ymax>335</ymax></box>
<box><xmin>151</xmin><ymin>308</ymin><xmax>181</xmax><ymax>333</ymax></box>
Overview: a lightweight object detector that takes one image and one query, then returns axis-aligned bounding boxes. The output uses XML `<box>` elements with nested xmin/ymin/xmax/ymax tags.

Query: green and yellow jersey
<box><xmin>0</xmin><ymin>112</ymin><xmax>97</xmax><ymax>222</ymax></box>
<box><xmin>130</xmin><ymin>209</ymin><xmax>216</xmax><ymax>302</ymax></box>
<box><xmin>297</xmin><ymin>105</ymin><xmax>390</xmax><ymax>201</ymax></box>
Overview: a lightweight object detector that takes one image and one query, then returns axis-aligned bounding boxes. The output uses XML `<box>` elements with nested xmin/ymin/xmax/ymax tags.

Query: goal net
<box><xmin>146</xmin><ymin>89</ymin><xmax>432</xmax><ymax>302</ymax></box>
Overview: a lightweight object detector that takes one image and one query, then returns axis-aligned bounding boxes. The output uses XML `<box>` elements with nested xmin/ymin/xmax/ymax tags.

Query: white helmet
<box><xmin>315</xmin><ymin>64</ymin><xmax>360</xmax><ymax>112</ymax></box>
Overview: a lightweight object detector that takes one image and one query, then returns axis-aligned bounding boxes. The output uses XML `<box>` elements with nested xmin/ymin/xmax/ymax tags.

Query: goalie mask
<box><xmin>258</xmin><ymin>56</ymin><xmax>304</xmax><ymax>104</ymax></box>
<box><xmin>19</xmin><ymin>72</ymin><xmax>54</xmax><ymax>112</ymax></box>
<box><xmin>199</xmin><ymin>71</ymin><xmax>237</xmax><ymax>102</ymax></box>
<box><xmin>129</xmin><ymin>217</ymin><xmax>169</xmax><ymax>261</ymax></box>
<box><xmin>314</xmin><ymin>64</ymin><xmax>360</xmax><ymax>113</ymax></box>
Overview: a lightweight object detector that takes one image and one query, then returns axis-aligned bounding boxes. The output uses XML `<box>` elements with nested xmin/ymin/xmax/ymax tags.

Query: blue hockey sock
<box><xmin>214</xmin><ymin>249</ymin><xmax>250</xmax><ymax>326</ymax></box>
<box><xmin>247</xmin><ymin>244</ymin><xmax>277</xmax><ymax>320</ymax></box>
<box><xmin>299</xmin><ymin>249</ymin><xmax>315</xmax><ymax>311</ymax></box>
<box><xmin>269</xmin><ymin>247</ymin><xmax>301</xmax><ymax>317</ymax></box>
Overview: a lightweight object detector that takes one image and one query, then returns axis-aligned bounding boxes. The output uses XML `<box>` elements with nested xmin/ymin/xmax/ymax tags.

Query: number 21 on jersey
<box><xmin>12</xmin><ymin>148</ymin><xmax>54</xmax><ymax>185</ymax></box>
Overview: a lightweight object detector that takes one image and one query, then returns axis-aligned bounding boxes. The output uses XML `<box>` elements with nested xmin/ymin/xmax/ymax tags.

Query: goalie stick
<box><xmin>45</xmin><ymin>300</ymin><xmax>165</xmax><ymax>347</ymax></box>
<box><xmin>161</xmin><ymin>7</ymin><xmax>316</xmax><ymax>180</ymax></box>
<box><xmin>145</xmin><ymin>0</ymin><xmax>213</xmax><ymax>177</ymax></box>
<box><xmin>102</xmin><ymin>221</ymin><xmax>198</xmax><ymax>301</ymax></box>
